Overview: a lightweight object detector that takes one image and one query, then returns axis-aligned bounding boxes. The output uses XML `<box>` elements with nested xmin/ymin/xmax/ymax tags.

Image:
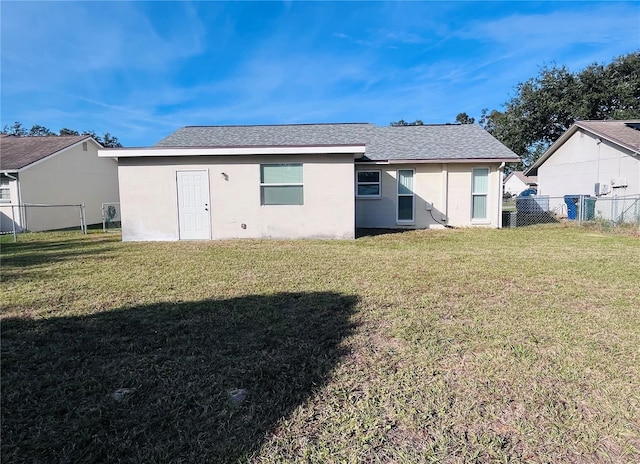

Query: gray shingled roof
<box><xmin>0</xmin><ymin>135</ymin><xmax>91</xmax><ymax>171</ymax></box>
<box><xmin>155</xmin><ymin>123</ymin><xmax>372</xmax><ymax>147</ymax></box>
<box><xmin>365</xmin><ymin>124</ymin><xmax>518</xmax><ymax>160</ymax></box>
<box><xmin>155</xmin><ymin>123</ymin><xmax>519</xmax><ymax>162</ymax></box>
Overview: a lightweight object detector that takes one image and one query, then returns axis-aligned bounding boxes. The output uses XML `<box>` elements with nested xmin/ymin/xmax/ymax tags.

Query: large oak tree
<box><xmin>480</xmin><ymin>52</ymin><xmax>640</xmax><ymax>167</ymax></box>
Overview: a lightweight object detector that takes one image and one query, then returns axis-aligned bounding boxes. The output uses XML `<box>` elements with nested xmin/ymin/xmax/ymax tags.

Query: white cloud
<box><xmin>339</xmin><ymin>28</ymin><xmax>429</xmax><ymax>48</ymax></box>
<box><xmin>1</xmin><ymin>2</ymin><xmax>206</xmax><ymax>92</ymax></box>
<box><xmin>458</xmin><ymin>4</ymin><xmax>639</xmax><ymax>63</ymax></box>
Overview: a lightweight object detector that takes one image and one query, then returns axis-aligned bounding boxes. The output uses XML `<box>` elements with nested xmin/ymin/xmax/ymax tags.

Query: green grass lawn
<box><xmin>2</xmin><ymin>226</ymin><xmax>639</xmax><ymax>463</ymax></box>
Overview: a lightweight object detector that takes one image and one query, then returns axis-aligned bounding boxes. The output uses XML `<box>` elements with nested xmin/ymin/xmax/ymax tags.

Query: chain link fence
<box><xmin>503</xmin><ymin>194</ymin><xmax>640</xmax><ymax>229</ymax></box>
<box><xmin>1</xmin><ymin>202</ymin><xmax>122</xmax><ymax>241</ymax></box>
<box><xmin>0</xmin><ymin>203</ymin><xmax>87</xmax><ymax>239</ymax></box>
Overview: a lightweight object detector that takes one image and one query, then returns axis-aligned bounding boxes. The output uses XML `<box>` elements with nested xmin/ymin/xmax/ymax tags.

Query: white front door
<box><xmin>177</xmin><ymin>170</ymin><xmax>211</xmax><ymax>240</ymax></box>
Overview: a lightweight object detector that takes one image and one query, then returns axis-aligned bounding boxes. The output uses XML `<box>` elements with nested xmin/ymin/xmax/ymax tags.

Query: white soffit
<box><xmin>356</xmin><ymin>158</ymin><xmax>519</xmax><ymax>165</ymax></box>
<box><xmin>99</xmin><ymin>145</ymin><xmax>367</xmax><ymax>158</ymax></box>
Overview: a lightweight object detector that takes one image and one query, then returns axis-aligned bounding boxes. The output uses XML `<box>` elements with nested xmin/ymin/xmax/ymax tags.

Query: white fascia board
<box><xmin>356</xmin><ymin>158</ymin><xmax>519</xmax><ymax>165</ymax></box>
<box><xmin>99</xmin><ymin>145</ymin><xmax>367</xmax><ymax>158</ymax></box>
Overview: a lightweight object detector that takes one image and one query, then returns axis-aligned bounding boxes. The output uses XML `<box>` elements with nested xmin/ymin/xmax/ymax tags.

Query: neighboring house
<box><xmin>0</xmin><ymin>135</ymin><xmax>119</xmax><ymax>233</ymax></box>
<box><xmin>99</xmin><ymin>123</ymin><xmax>519</xmax><ymax>241</ymax></box>
<box><xmin>525</xmin><ymin>120</ymin><xmax>640</xmax><ymax>213</ymax></box>
<box><xmin>503</xmin><ymin>171</ymin><xmax>537</xmax><ymax>197</ymax></box>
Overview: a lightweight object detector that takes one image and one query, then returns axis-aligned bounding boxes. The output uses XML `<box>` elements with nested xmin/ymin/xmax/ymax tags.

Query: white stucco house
<box><xmin>0</xmin><ymin>135</ymin><xmax>119</xmax><ymax>233</ymax></box>
<box><xmin>503</xmin><ymin>171</ymin><xmax>537</xmax><ymax>197</ymax></box>
<box><xmin>99</xmin><ymin>123</ymin><xmax>519</xmax><ymax>241</ymax></box>
<box><xmin>525</xmin><ymin>120</ymin><xmax>640</xmax><ymax>219</ymax></box>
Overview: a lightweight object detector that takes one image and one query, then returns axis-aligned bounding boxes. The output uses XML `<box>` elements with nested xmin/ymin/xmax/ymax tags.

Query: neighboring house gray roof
<box><xmin>155</xmin><ymin>123</ymin><xmax>519</xmax><ymax>162</ymax></box>
<box><xmin>526</xmin><ymin>120</ymin><xmax>640</xmax><ymax>175</ymax></box>
<box><xmin>504</xmin><ymin>170</ymin><xmax>537</xmax><ymax>185</ymax></box>
<box><xmin>0</xmin><ymin>135</ymin><xmax>92</xmax><ymax>171</ymax></box>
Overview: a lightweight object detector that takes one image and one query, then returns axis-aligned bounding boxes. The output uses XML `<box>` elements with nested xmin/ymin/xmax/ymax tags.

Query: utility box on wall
<box><xmin>594</xmin><ymin>183</ymin><xmax>610</xmax><ymax>196</ymax></box>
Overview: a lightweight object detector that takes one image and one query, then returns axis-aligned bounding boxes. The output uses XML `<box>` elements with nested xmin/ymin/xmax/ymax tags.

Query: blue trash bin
<box><xmin>564</xmin><ymin>195</ymin><xmax>579</xmax><ymax>220</ymax></box>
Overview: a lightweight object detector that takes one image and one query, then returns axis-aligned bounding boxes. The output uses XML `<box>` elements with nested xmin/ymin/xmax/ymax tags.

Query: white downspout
<box><xmin>442</xmin><ymin>163</ymin><xmax>448</xmax><ymax>226</ymax></box>
<box><xmin>498</xmin><ymin>162</ymin><xmax>505</xmax><ymax>228</ymax></box>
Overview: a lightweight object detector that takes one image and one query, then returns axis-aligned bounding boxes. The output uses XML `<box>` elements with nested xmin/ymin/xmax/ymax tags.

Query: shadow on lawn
<box><xmin>1</xmin><ymin>236</ymin><xmax>116</xmax><ymax>270</ymax></box>
<box><xmin>1</xmin><ymin>292</ymin><xmax>358</xmax><ymax>463</ymax></box>
<box><xmin>356</xmin><ymin>228</ymin><xmax>417</xmax><ymax>238</ymax></box>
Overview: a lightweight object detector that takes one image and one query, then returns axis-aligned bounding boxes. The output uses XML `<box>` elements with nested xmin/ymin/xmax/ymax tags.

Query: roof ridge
<box><xmin>577</xmin><ymin>119</ymin><xmax>640</xmax><ymax>124</ymax></box>
<box><xmin>385</xmin><ymin>123</ymin><xmax>465</xmax><ymax>127</ymax></box>
<box><xmin>0</xmin><ymin>134</ymin><xmax>89</xmax><ymax>138</ymax></box>
<box><xmin>0</xmin><ymin>135</ymin><xmax>92</xmax><ymax>145</ymax></box>
<box><xmin>182</xmin><ymin>123</ymin><xmax>373</xmax><ymax>128</ymax></box>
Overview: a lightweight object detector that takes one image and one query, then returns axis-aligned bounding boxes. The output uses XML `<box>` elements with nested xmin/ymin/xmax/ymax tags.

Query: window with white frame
<box><xmin>397</xmin><ymin>169</ymin><xmax>414</xmax><ymax>222</ymax></box>
<box><xmin>260</xmin><ymin>164</ymin><xmax>303</xmax><ymax>205</ymax></box>
<box><xmin>472</xmin><ymin>168</ymin><xmax>489</xmax><ymax>220</ymax></box>
<box><xmin>356</xmin><ymin>170</ymin><xmax>381</xmax><ymax>198</ymax></box>
<box><xmin>0</xmin><ymin>175</ymin><xmax>10</xmax><ymax>202</ymax></box>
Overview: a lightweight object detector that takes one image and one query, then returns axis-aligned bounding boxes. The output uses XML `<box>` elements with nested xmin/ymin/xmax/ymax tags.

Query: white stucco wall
<box><xmin>539</xmin><ymin>129</ymin><xmax>640</xmax><ymax>199</ymax></box>
<box><xmin>355</xmin><ymin>163</ymin><xmax>502</xmax><ymax>229</ymax></box>
<box><xmin>1</xmin><ymin>141</ymin><xmax>119</xmax><ymax>232</ymax></box>
<box><xmin>117</xmin><ymin>154</ymin><xmax>355</xmax><ymax>241</ymax></box>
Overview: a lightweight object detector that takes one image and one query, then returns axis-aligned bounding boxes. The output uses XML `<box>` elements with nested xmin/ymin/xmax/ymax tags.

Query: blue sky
<box><xmin>1</xmin><ymin>1</ymin><xmax>638</xmax><ymax>147</ymax></box>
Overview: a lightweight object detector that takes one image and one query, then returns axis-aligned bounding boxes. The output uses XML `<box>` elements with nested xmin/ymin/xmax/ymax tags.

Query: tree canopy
<box><xmin>390</xmin><ymin>119</ymin><xmax>425</xmax><ymax>126</ymax></box>
<box><xmin>390</xmin><ymin>52</ymin><xmax>639</xmax><ymax>168</ymax></box>
<box><xmin>480</xmin><ymin>51</ymin><xmax>640</xmax><ymax>167</ymax></box>
<box><xmin>1</xmin><ymin>122</ymin><xmax>122</xmax><ymax>148</ymax></box>
<box><xmin>390</xmin><ymin>114</ymin><xmax>475</xmax><ymax>126</ymax></box>
<box><xmin>455</xmin><ymin>113</ymin><xmax>475</xmax><ymax>124</ymax></box>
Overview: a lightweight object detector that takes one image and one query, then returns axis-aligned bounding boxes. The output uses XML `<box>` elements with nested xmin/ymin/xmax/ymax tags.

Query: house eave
<box><xmin>525</xmin><ymin>121</ymin><xmax>640</xmax><ymax>176</ymax></box>
<box><xmin>99</xmin><ymin>144</ymin><xmax>367</xmax><ymax>158</ymax></box>
<box><xmin>575</xmin><ymin>122</ymin><xmax>640</xmax><ymax>155</ymax></box>
<box><xmin>0</xmin><ymin>136</ymin><xmax>99</xmax><ymax>172</ymax></box>
<box><xmin>356</xmin><ymin>157</ymin><xmax>520</xmax><ymax>165</ymax></box>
